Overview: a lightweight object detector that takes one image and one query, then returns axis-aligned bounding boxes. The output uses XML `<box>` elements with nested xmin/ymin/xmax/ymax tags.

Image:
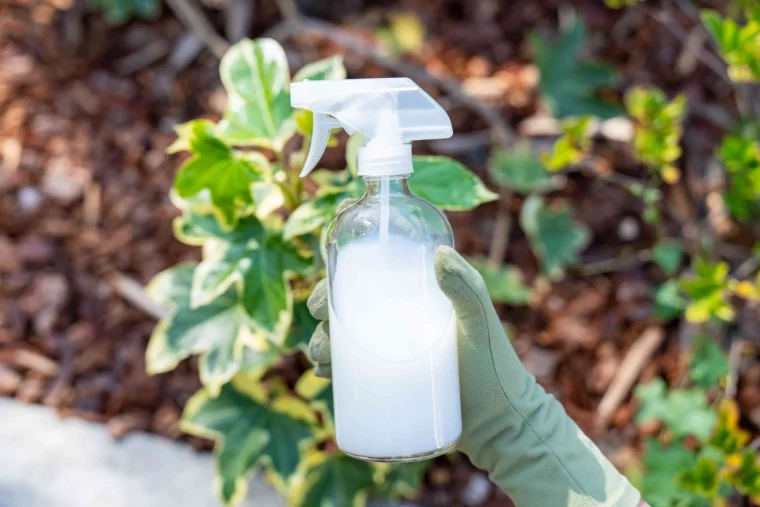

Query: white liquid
<box><xmin>328</xmin><ymin>234</ymin><xmax>462</xmax><ymax>459</ymax></box>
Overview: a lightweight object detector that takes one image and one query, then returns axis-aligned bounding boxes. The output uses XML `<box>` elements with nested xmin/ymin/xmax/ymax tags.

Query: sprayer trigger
<box><xmin>300</xmin><ymin>113</ymin><xmax>341</xmax><ymax>177</ymax></box>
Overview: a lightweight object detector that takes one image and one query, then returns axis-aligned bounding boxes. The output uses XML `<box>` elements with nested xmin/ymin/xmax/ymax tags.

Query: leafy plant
<box><xmin>89</xmin><ymin>0</ymin><xmax>159</xmax><ymax>24</ymax></box>
<box><xmin>519</xmin><ymin>195</ymin><xmax>591</xmax><ymax>280</ymax></box>
<box><xmin>701</xmin><ymin>9</ymin><xmax>760</xmax><ymax>82</ymax></box>
<box><xmin>488</xmin><ymin>142</ymin><xmax>554</xmax><ymax>194</ymax></box>
<box><xmin>148</xmin><ymin>37</ymin><xmax>496</xmax><ymax>506</ymax></box>
<box><xmin>681</xmin><ymin>259</ymin><xmax>735</xmax><ymax>323</ymax></box>
<box><xmin>718</xmin><ymin>127</ymin><xmax>760</xmax><ymax>221</ymax></box>
<box><xmin>542</xmin><ymin>116</ymin><xmax>594</xmax><ymax>171</ymax></box>
<box><xmin>469</xmin><ymin>258</ymin><xmax>534</xmax><ymax>305</ymax></box>
<box><xmin>530</xmin><ymin>16</ymin><xmax>622</xmax><ymax>119</ymax></box>
<box><xmin>636</xmin><ymin>340</ymin><xmax>760</xmax><ymax>506</ymax></box>
<box><xmin>625</xmin><ymin>87</ymin><xmax>687</xmax><ymax>184</ymax></box>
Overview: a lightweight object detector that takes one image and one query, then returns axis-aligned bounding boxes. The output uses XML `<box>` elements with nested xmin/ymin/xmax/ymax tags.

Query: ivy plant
<box><xmin>530</xmin><ymin>15</ymin><xmax>621</xmax><ymax>119</ymax></box>
<box><xmin>147</xmin><ymin>37</ymin><xmax>496</xmax><ymax>506</ymax></box>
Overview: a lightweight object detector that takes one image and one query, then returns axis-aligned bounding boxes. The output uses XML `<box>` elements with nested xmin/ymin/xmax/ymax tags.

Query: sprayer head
<box><xmin>290</xmin><ymin>77</ymin><xmax>452</xmax><ymax>177</ymax></box>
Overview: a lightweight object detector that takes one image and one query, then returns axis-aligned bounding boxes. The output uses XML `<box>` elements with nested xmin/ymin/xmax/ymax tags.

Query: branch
<box><xmin>596</xmin><ymin>326</ymin><xmax>665</xmax><ymax>429</ymax></box>
<box><xmin>164</xmin><ymin>0</ymin><xmax>230</xmax><ymax>59</ymax></box>
<box><xmin>648</xmin><ymin>7</ymin><xmax>730</xmax><ymax>85</ymax></box>
<box><xmin>577</xmin><ymin>250</ymin><xmax>653</xmax><ymax>277</ymax></box>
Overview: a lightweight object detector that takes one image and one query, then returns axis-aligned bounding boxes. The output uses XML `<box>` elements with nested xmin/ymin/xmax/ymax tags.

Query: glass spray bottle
<box><xmin>291</xmin><ymin>78</ymin><xmax>462</xmax><ymax>462</ymax></box>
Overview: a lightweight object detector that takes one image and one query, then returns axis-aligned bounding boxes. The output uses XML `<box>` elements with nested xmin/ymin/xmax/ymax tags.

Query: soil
<box><xmin>1</xmin><ymin>0</ymin><xmax>758</xmax><ymax>505</ymax></box>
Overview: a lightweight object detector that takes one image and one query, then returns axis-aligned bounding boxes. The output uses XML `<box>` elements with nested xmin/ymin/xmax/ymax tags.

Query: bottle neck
<box><xmin>362</xmin><ymin>176</ymin><xmax>412</xmax><ymax>197</ymax></box>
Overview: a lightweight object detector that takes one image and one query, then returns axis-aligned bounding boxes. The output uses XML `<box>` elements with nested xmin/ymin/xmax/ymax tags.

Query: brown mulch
<box><xmin>1</xmin><ymin>0</ymin><xmax>759</xmax><ymax>505</ymax></box>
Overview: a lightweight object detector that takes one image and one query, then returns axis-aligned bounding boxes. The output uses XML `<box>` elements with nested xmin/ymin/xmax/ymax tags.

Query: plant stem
<box><xmin>577</xmin><ymin>250</ymin><xmax>653</xmax><ymax>276</ymax></box>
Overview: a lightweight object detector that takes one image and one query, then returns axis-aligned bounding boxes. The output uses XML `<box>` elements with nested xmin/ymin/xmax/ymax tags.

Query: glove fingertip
<box><xmin>307</xmin><ymin>279</ymin><xmax>329</xmax><ymax>320</ymax></box>
<box><xmin>313</xmin><ymin>363</ymin><xmax>332</xmax><ymax>379</ymax></box>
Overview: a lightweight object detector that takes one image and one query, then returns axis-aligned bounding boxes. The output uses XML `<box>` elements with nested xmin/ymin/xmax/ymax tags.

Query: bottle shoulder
<box><xmin>327</xmin><ymin>193</ymin><xmax>453</xmax><ymax>247</ymax></box>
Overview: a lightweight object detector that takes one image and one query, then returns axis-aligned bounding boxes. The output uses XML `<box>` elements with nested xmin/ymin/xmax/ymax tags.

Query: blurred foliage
<box><xmin>635</xmin><ymin>348</ymin><xmax>760</xmax><ymax>506</ymax></box>
<box><xmin>530</xmin><ymin>16</ymin><xmax>622</xmax><ymax>119</ymax></box>
<box><xmin>89</xmin><ymin>0</ymin><xmax>159</xmax><ymax>24</ymax></box>
<box><xmin>718</xmin><ymin>125</ymin><xmax>760</xmax><ymax>221</ymax></box>
<box><xmin>149</xmin><ymin>38</ymin><xmax>495</xmax><ymax>506</ymax></box>
<box><xmin>519</xmin><ymin>195</ymin><xmax>590</xmax><ymax>281</ymax></box>
<box><xmin>626</xmin><ymin>87</ymin><xmax>687</xmax><ymax>184</ymax></box>
<box><xmin>489</xmin><ymin>142</ymin><xmax>554</xmax><ymax>194</ymax></box>
<box><xmin>701</xmin><ymin>8</ymin><xmax>760</xmax><ymax>82</ymax></box>
<box><xmin>604</xmin><ymin>0</ymin><xmax>643</xmax><ymax>8</ymax></box>
<box><xmin>542</xmin><ymin>116</ymin><xmax>594</xmax><ymax>171</ymax></box>
<box><xmin>470</xmin><ymin>258</ymin><xmax>534</xmax><ymax>305</ymax></box>
<box><xmin>376</xmin><ymin>12</ymin><xmax>427</xmax><ymax>54</ymax></box>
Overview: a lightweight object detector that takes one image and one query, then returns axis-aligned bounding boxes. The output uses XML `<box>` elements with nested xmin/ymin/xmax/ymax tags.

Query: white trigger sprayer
<box><xmin>291</xmin><ymin>78</ymin><xmax>453</xmax><ymax>250</ymax></box>
<box><xmin>291</xmin><ymin>78</ymin><xmax>462</xmax><ymax>462</ymax></box>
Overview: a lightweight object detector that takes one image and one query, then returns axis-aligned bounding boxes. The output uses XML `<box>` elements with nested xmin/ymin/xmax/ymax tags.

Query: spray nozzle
<box><xmin>291</xmin><ymin>77</ymin><xmax>452</xmax><ymax>177</ymax></box>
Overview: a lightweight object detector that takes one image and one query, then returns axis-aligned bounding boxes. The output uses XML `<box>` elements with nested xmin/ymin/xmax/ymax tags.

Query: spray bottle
<box><xmin>291</xmin><ymin>78</ymin><xmax>461</xmax><ymax>462</ymax></box>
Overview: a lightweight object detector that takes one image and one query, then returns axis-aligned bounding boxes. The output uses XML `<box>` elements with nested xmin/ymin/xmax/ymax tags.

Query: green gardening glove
<box><xmin>307</xmin><ymin>246</ymin><xmax>641</xmax><ymax>507</ymax></box>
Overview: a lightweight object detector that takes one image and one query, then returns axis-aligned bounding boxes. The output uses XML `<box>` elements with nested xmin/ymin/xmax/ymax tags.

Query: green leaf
<box><xmin>251</xmin><ymin>182</ymin><xmax>285</xmax><ymax>219</ymax></box>
<box><xmin>90</xmin><ymin>0</ymin><xmax>159</xmax><ymax>24</ymax></box>
<box><xmin>295</xmin><ymin>370</ymin><xmax>335</xmax><ymax>423</ymax></box>
<box><xmin>728</xmin><ymin>449</ymin><xmax>760</xmax><ymax>496</ymax></box>
<box><xmin>519</xmin><ymin>195</ymin><xmax>590</xmax><ymax>280</ymax></box>
<box><xmin>640</xmin><ymin>439</ymin><xmax>699</xmax><ymax>506</ymax></box>
<box><xmin>409</xmin><ymin>156</ymin><xmax>497</xmax><ymax>210</ymax></box>
<box><xmin>469</xmin><ymin>258</ymin><xmax>534</xmax><ymax>305</ymax></box>
<box><xmin>176</xmin><ymin>213</ymin><xmax>310</xmax><ymax>341</ymax></box>
<box><xmin>635</xmin><ymin>378</ymin><xmax>717</xmax><ymax>441</ymax></box>
<box><xmin>681</xmin><ymin>259</ymin><xmax>735</xmax><ymax>323</ymax></box>
<box><xmin>172</xmin><ymin>120</ymin><xmax>268</xmax><ymax>228</ymax></box>
<box><xmin>701</xmin><ymin>10</ymin><xmax>760</xmax><ymax>82</ymax></box>
<box><xmin>690</xmin><ymin>335</ymin><xmax>729</xmax><ymax>389</ymax></box>
<box><xmin>530</xmin><ymin>16</ymin><xmax>621</xmax><ymax>119</ymax></box>
<box><xmin>653</xmin><ymin>280</ymin><xmax>686</xmax><ymax>322</ymax></box>
<box><xmin>488</xmin><ymin>142</ymin><xmax>554</xmax><ymax>193</ymax></box>
<box><xmin>379</xmin><ymin>461</ymin><xmax>432</xmax><ymax>497</ymax></box>
<box><xmin>718</xmin><ymin>130</ymin><xmax>760</xmax><ymax>221</ymax></box>
<box><xmin>634</xmin><ymin>378</ymin><xmax>669</xmax><ymax>424</ymax></box>
<box><xmin>710</xmin><ymin>399</ymin><xmax>750</xmax><ymax>456</ymax></box>
<box><xmin>182</xmin><ymin>383</ymin><xmax>314</xmax><ymax>505</ymax></box>
<box><xmin>218</xmin><ymin>38</ymin><xmax>294</xmax><ymax>149</ymax></box>
<box><xmin>652</xmin><ymin>240</ymin><xmax>683</xmax><ymax>275</ymax></box>
<box><xmin>293</xmin><ymin>55</ymin><xmax>347</xmax><ymax>82</ymax></box>
<box><xmin>283</xmin><ymin>300</ymin><xmax>319</xmax><ymax>352</ymax></box>
<box><xmin>284</xmin><ymin>192</ymin><xmax>344</xmax><ymax>240</ymax></box>
<box><xmin>145</xmin><ymin>264</ymin><xmax>250</xmax><ymax>395</ymax></box>
<box><xmin>665</xmin><ymin>390</ymin><xmax>717</xmax><ymax>441</ymax></box>
<box><xmin>295</xmin><ymin>453</ymin><xmax>375</xmax><ymax>507</ymax></box>
<box><xmin>625</xmin><ymin>87</ymin><xmax>687</xmax><ymax>184</ymax></box>
<box><xmin>680</xmin><ymin>455</ymin><xmax>722</xmax><ymax>497</ymax></box>
<box><xmin>542</xmin><ymin>116</ymin><xmax>594</xmax><ymax>171</ymax></box>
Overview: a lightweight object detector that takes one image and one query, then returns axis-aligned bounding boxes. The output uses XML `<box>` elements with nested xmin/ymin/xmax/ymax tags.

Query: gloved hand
<box><xmin>307</xmin><ymin>246</ymin><xmax>642</xmax><ymax>507</ymax></box>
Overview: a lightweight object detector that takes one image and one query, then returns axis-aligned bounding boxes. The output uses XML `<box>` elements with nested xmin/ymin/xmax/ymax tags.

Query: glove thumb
<box><xmin>434</xmin><ymin>246</ymin><xmax>500</xmax><ymax>336</ymax></box>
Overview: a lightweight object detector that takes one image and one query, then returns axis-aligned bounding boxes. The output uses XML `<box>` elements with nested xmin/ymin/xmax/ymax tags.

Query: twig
<box><xmin>648</xmin><ymin>7</ymin><xmax>731</xmax><ymax>85</ymax></box>
<box><xmin>115</xmin><ymin>39</ymin><xmax>170</xmax><ymax>75</ymax></box>
<box><xmin>111</xmin><ymin>273</ymin><xmax>170</xmax><ymax>320</ymax></box>
<box><xmin>164</xmin><ymin>0</ymin><xmax>229</xmax><ymax>59</ymax></box>
<box><xmin>577</xmin><ymin>250</ymin><xmax>653</xmax><ymax>277</ymax></box>
<box><xmin>596</xmin><ymin>326</ymin><xmax>665</xmax><ymax>428</ymax></box>
<box><xmin>265</xmin><ymin>17</ymin><xmax>515</xmax><ymax>148</ymax></box>
<box><xmin>488</xmin><ymin>188</ymin><xmax>513</xmax><ymax>268</ymax></box>
<box><xmin>725</xmin><ymin>337</ymin><xmax>744</xmax><ymax>399</ymax></box>
<box><xmin>734</xmin><ymin>255</ymin><xmax>760</xmax><ymax>280</ymax></box>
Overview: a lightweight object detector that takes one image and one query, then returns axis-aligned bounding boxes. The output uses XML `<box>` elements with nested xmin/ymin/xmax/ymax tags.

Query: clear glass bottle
<box><xmin>325</xmin><ymin>174</ymin><xmax>462</xmax><ymax>461</ymax></box>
